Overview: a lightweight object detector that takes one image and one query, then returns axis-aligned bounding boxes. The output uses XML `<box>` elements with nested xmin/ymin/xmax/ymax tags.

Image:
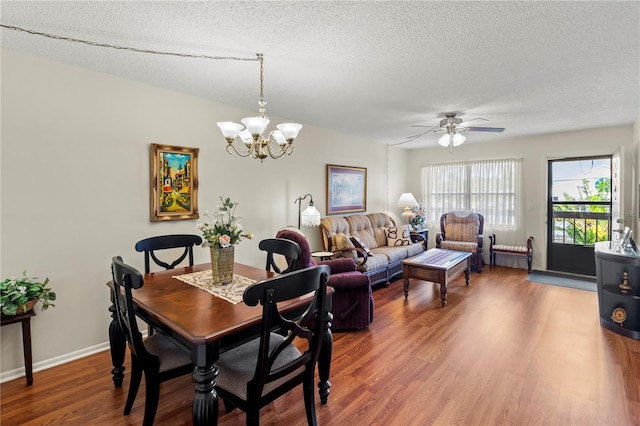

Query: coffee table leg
<box><xmin>465</xmin><ymin>260</ymin><xmax>470</xmax><ymax>286</ymax></box>
<box><xmin>403</xmin><ymin>268</ymin><xmax>410</xmax><ymax>300</ymax></box>
<box><xmin>440</xmin><ymin>282</ymin><xmax>447</xmax><ymax>306</ymax></box>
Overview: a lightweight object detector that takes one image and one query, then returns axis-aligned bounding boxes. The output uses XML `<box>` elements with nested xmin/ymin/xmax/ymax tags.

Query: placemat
<box><xmin>173</xmin><ymin>269</ymin><xmax>257</xmax><ymax>304</ymax></box>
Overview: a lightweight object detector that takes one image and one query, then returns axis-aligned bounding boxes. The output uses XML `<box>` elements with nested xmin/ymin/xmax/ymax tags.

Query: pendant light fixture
<box><xmin>217</xmin><ymin>54</ymin><xmax>302</xmax><ymax>162</ymax></box>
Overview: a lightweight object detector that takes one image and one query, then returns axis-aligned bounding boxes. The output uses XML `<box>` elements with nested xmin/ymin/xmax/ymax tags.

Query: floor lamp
<box><xmin>295</xmin><ymin>194</ymin><xmax>321</xmax><ymax>229</ymax></box>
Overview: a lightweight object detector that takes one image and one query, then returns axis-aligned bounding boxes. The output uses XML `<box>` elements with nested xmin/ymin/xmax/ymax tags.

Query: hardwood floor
<box><xmin>2</xmin><ymin>266</ymin><xmax>639</xmax><ymax>425</ymax></box>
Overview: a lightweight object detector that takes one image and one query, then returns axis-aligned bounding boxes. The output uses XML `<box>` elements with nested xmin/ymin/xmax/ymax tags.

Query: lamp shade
<box><xmin>217</xmin><ymin>122</ymin><xmax>244</xmax><ymax>139</ymax></box>
<box><xmin>438</xmin><ymin>134</ymin><xmax>451</xmax><ymax>147</ymax></box>
<box><xmin>452</xmin><ymin>133</ymin><xmax>466</xmax><ymax>147</ymax></box>
<box><xmin>277</xmin><ymin>123</ymin><xmax>303</xmax><ymax>140</ymax></box>
<box><xmin>396</xmin><ymin>192</ymin><xmax>419</xmax><ymax>207</ymax></box>
<box><xmin>301</xmin><ymin>204</ymin><xmax>321</xmax><ymax>227</ymax></box>
<box><xmin>241</xmin><ymin>116</ymin><xmax>270</xmax><ymax>135</ymax></box>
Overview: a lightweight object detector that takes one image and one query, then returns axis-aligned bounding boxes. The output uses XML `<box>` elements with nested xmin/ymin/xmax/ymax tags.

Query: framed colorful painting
<box><xmin>326</xmin><ymin>164</ymin><xmax>367</xmax><ymax>214</ymax></box>
<box><xmin>150</xmin><ymin>143</ymin><xmax>199</xmax><ymax>221</ymax></box>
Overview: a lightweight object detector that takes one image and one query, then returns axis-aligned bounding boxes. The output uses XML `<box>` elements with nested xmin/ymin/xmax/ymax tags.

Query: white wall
<box><xmin>0</xmin><ymin>49</ymin><xmax>405</xmax><ymax>377</ymax></box>
<box><xmin>405</xmin><ymin>125</ymin><xmax>636</xmax><ymax>269</ymax></box>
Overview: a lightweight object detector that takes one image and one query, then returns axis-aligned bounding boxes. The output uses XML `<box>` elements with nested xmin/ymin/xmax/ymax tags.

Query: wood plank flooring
<box><xmin>2</xmin><ymin>266</ymin><xmax>639</xmax><ymax>425</ymax></box>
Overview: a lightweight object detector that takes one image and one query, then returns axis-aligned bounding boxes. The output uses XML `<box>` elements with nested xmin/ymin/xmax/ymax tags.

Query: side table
<box><xmin>410</xmin><ymin>229</ymin><xmax>429</xmax><ymax>251</ymax></box>
<box><xmin>1</xmin><ymin>310</ymin><xmax>36</xmax><ymax>385</ymax></box>
<box><xmin>312</xmin><ymin>251</ymin><xmax>334</xmax><ymax>261</ymax></box>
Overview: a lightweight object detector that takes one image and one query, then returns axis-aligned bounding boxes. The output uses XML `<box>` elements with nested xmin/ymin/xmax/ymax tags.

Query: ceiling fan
<box><xmin>407</xmin><ymin>112</ymin><xmax>505</xmax><ymax>151</ymax></box>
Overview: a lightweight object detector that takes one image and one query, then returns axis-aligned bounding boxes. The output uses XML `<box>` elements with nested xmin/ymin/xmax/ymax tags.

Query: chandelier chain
<box><xmin>0</xmin><ymin>24</ymin><xmax>260</xmax><ymax>62</ymax></box>
<box><xmin>258</xmin><ymin>54</ymin><xmax>265</xmax><ymax>103</ymax></box>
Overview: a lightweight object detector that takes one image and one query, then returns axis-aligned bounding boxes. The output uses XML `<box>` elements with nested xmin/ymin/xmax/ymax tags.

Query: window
<box><xmin>421</xmin><ymin>158</ymin><xmax>523</xmax><ymax>227</ymax></box>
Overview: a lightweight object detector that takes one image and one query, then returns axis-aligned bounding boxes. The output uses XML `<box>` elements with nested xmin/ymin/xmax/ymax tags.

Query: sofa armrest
<box><xmin>489</xmin><ymin>234</ymin><xmax>496</xmax><ymax>249</ymax></box>
<box><xmin>332</xmin><ymin>247</ymin><xmax>369</xmax><ymax>267</ymax></box>
<box><xmin>410</xmin><ymin>233</ymin><xmax>426</xmax><ymax>248</ymax></box>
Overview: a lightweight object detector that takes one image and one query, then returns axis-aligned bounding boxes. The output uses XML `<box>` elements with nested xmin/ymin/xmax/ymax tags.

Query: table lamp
<box><xmin>396</xmin><ymin>193</ymin><xmax>419</xmax><ymax>225</ymax></box>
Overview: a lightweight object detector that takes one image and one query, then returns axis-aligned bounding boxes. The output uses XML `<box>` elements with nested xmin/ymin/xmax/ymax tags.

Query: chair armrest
<box><xmin>489</xmin><ymin>234</ymin><xmax>496</xmax><ymax>249</ymax></box>
<box><xmin>527</xmin><ymin>236</ymin><xmax>534</xmax><ymax>253</ymax></box>
<box><xmin>317</xmin><ymin>257</ymin><xmax>357</xmax><ymax>274</ymax></box>
<box><xmin>435</xmin><ymin>232</ymin><xmax>444</xmax><ymax>248</ymax></box>
<box><xmin>477</xmin><ymin>234</ymin><xmax>484</xmax><ymax>249</ymax></box>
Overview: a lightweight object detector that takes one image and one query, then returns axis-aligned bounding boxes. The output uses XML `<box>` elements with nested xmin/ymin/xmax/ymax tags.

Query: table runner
<box><xmin>173</xmin><ymin>269</ymin><xmax>257</xmax><ymax>304</ymax></box>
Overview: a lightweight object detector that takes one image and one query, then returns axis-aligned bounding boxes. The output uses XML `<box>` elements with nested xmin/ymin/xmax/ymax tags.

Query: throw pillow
<box><xmin>334</xmin><ymin>234</ymin><xmax>358</xmax><ymax>260</ymax></box>
<box><xmin>386</xmin><ymin>225</ymin><xmax>411</xmax><ymax>246</ymax></box>
<box><xmin>350</xmin><ymin>235</ymin><xmax>373</xmax><ymax>256</ymax></box>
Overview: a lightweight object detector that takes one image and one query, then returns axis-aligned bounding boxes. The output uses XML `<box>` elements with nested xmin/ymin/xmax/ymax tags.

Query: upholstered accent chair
<box><xmin>276</xmin><ymin>228</ymin><xmax>374</xmax><ymax>331</ymax></box>
<box><xmin>436</xmin><ymin>211</ymin><xmax>485</xmax><ymax>272</ymax></box>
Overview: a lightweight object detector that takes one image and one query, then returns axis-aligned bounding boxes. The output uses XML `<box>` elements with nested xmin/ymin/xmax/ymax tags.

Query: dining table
<box><xmin>107</xmin><ymin>262</ymin><xmax>333</xmax><ymax>426</ymax></box>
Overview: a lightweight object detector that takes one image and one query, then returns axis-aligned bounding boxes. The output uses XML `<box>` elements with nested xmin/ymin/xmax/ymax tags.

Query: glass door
<box><xmin>547</xmin><ymin>157</ymin><xmax>612</xmax><ymax>276</ymax></box>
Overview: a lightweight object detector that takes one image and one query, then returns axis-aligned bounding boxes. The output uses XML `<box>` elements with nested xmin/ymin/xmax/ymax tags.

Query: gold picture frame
<box><xmin>150</xmin><ymin>143</ymin><xmax>199</xmax><ymax>221</ymax></box>
<box><xmin>326</xmin><ymin>164</ymin><xmax>367</xmax><ymax>214</ymax></box>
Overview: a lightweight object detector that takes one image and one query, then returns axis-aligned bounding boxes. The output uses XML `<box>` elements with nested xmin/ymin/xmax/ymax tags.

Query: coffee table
<box><xmin>403</xmin><ymin>248</ymin><xmax>472</xmax><ymax>306</ymax></box>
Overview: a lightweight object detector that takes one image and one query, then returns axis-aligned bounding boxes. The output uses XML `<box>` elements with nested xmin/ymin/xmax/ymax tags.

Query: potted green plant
<box><xmin>0</xmin><ymin>271</ymin><xmax>56</xmax><ymax>316</ymax></box>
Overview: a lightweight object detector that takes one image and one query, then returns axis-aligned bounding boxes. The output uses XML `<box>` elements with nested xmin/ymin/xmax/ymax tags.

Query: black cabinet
<box><xmin>594</xmin><ymin>242</ymin><xmax>640</xmax><ymax>340</ymax></box>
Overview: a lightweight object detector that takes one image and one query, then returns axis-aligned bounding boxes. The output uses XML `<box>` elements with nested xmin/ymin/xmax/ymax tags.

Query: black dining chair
<box><xmin>135</xmin><ymin>234</ymin><xmax>202</xmax><ymax>273</ymax></box>
<box><xmin>215</xmin><ymin>265</ymin><xmax>330</xmax><ymax>426</ymax></box>
<box><xmin>258</xmin><ymin>237</ymin><xmax>301</xmax><ymax>273</ymax></box>
<box><xmin>111</xmin><ymin>256</ymin><xmax>194</xmax><ymax>426</ymax></box>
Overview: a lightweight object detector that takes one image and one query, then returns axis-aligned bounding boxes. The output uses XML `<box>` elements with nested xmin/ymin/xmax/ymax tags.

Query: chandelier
<box><xmin>217</xmin><ymin>54</ymin><xmax>302</xmax><ymax>162</ymax></box>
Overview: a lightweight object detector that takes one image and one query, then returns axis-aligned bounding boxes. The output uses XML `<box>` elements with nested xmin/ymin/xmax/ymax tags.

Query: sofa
<box><xmin>320</xmin><ymin>213</ymin><xmax>425</xmax><ymax>287</ymax></box>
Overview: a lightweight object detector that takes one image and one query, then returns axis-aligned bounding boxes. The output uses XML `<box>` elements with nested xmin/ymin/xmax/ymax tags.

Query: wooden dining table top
<box><xmin>128</xmin><ymin>262</ymin><xmax>316</xmax><ymax>346</ymax></box>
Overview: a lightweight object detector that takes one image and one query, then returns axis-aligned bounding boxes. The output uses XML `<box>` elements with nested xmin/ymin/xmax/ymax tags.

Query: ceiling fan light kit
<box><xmin>408</xmin><ymin>112</ymin><xmax>505</xmax><ymax>152</ymax></box>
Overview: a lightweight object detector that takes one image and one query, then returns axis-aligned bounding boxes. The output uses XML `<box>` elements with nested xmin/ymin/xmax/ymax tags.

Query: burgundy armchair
<box><xmin>276</xmin><ymin>229</ymin><xmax>374</xmax><ymax>330</ymax></box>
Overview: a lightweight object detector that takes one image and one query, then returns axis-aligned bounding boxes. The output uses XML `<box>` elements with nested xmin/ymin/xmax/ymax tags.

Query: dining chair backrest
<box><xmin>135</xmin><ymin>234</ymin><xmax>202</xmax><ymax>273</ymax></box>
<box><xmin>111</xmin><ymin>256</ymin><xmax>153</xmax><ymax>362</ymax></box>
<box><xmin>215</xmin><ymin>265</ymin><xmax>330</xmax><ymax>425</ymax></box>
<box><xmin>258</xmin><ymin>237</ymin><xmax>301</xmax><ymax>273</ymax></box>
<box><xmin>110</xmin><ymin>256</ymin><xmax>193</xmax><ymax>426</ymax></box>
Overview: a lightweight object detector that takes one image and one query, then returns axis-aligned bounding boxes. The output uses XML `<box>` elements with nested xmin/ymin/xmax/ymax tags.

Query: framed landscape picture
<box><xmin>326</xmin><ymin>164</ymin><xmax>367</xmax><ymax>214</ymax></box>
<box><xmin>150</xmin><ymin>143</ymin><xmax>199</xmax><ymax>221</ymax></box>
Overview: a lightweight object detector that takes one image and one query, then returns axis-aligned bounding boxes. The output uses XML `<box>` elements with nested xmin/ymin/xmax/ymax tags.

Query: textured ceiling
<box><xmin>1</xmin><ymin>1</ymin><xmax>639</xmax><ymax>149</ymax></box>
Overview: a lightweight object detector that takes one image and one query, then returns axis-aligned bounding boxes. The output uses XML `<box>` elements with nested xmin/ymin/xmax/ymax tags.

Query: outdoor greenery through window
<box><xmin>549</xmin><ymin>157</ymin><xmax>611</xmax><ymax>245</ymax></box>
<box><xmin>421</xmin><ymin>159</ymin><xmax>522</xmax><ymax>227</ymax></box>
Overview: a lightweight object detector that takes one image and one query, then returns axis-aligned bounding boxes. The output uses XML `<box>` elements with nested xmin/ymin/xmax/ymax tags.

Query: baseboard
<box><xmin>0</xmin><ymin>341</ymin><xmax>111</xmax><ymax>384</ymax></box>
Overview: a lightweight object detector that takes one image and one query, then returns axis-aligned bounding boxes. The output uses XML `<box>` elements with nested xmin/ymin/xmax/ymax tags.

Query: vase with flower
<box><xmin>196</xmin><ymin>196</ymin><xmax>253</xmax><ymax>285</ymax></box>
<box><xmin>409</xmin><ymin>200</ymin><xmax>426</xmax><ymax>231</ymax></box>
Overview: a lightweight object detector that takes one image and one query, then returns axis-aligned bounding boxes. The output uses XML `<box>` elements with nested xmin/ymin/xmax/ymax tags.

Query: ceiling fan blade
<box><xmin>459</xmin><ymin>118</ymin><xmax>489</xmax><ymax>127</ymax></box>
<box><xmin>410</xmin><ymin>124</ymin><xmax>436</xmax><ymax>129</ymax></box>
<box><xmin>466</xmin><ymin>126</ymin><xmax>505</xmax><ymax>133</ymax></box>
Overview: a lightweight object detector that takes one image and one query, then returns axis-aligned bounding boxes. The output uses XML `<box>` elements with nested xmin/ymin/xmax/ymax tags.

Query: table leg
<box><xmin>440</xmin><ymin>282</ymin><xmax>447</xmax><ymax>306</ymax></box>
<box><xmin>20</xmin><ymin>318</ymin><xmax>33</xmax><ymax>386</ymax></box>
<box><xmin>192</xmin><ymin>365</ymin><xmax>219</xmax><ymax>425</ymax></box>
<box><xmin>318</xmin><ymin>311</ymin><xmax>333</xmax><ymax>404</ymax></box>
<box><xmin>403</xmin><ymin>267</ymin><xmax>410</xmax><ymax>300</ymax></box>
<box><xmin>465</xmin><ymin>259</ymin><xmax>470</xmax><ymax>286</ymax></box>
<box><xmin>108</xmin><ymin>298</ymin><xmax>126</xmax><ymax>388</ymax></box>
